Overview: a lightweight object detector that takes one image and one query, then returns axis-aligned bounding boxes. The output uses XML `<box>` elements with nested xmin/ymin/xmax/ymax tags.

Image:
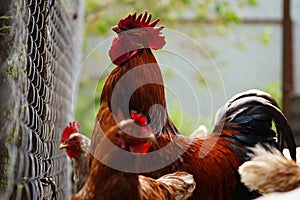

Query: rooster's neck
<box><xmin>101</xmin><ymin>49</ymin><xmax>169</xmax><ymax>133</ymax></box>
<box><xmin>126</xmin><ymin>48</ymin><xmax>158</xmax><ymax>66</ymax></box>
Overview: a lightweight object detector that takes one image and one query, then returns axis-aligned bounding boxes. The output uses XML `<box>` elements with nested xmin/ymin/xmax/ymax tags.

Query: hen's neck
<box><xmin>72</xmin><ymin>138</ymin><xmax>90</xmax><ymax>193</ymax></box>
<box><xmin>72</xmin><ymin>150</ymin><xmax>89</xmax><ymax>193</ymax></box>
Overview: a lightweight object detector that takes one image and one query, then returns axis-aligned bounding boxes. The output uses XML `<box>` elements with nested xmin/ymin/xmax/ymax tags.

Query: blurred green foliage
<box><xmin>84</xmin><ymin>0</ymin><xmax>259</xmax><ymax>35</ymax></box>
<box><xmin>264</xmin><ymin>82</ymin><xmax>283</xmax><ymax>109</ymax></box>
<box><xmin>75</xmin><ymin>75</ymin><xmax>107</xmax><ymax>138</ymax></box>
<box><xmin>257</xmin><ymin>27</ymin><xmax>272</xmax><ymax>46</ymax></box>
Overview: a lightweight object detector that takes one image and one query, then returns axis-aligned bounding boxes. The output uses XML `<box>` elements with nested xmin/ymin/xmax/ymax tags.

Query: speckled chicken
<box><xmin>60</xmin><ymin>121</ymin><xmax>90</xmax><ymax>193</ymax></box>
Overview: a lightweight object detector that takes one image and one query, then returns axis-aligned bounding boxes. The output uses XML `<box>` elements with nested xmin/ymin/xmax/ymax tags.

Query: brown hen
<box><xmin>73</xmin><ymin>113</ymin><xmax>195</xmax><ymax>200</ymax></box>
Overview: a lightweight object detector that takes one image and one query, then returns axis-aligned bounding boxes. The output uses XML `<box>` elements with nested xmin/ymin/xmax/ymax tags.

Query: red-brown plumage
<box><xmin>73</xmin><ymin>116</ymin><xmax>196</xmax><ymax>200</ymax></box>
<box><xmin>89</xmin><ymin>33</ymin><xmax>175</xmax><ymax>166</ymax></box>
<box><xmin>73</xmin><ymin>118</ymin><xmax>148</xmax><ymax>200</ymax></box>
<box><xmin>142</xmin><ymin>125</ymin><xmax>250</xmax><ymax>200</ymax></box>
<box><xmin>88</xmin><ymin>11</ymin><xmax>296</xmax><ymax>199</ymax></box>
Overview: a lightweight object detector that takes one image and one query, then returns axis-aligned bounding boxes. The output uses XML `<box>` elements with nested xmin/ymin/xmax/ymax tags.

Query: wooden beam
<box><xmin>179</xmin><ymin>18</ymin><xmax>281</xmax><ymax>25</ymax></box>
<box><xmin>282</xmin><ymin>0</ymin><xmax>294</xmax><ymax>121</ymax></box>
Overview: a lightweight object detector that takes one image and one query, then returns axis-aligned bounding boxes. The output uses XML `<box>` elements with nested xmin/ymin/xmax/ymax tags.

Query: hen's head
<box><xmin>109</xmin><ymin>11</ymin><xmax>166</xmax><ymax>66</ymax></box>
<box><xmin>107</xmin><ymin>112</ymin><xmax>156</xmax><ymax>154</ymax></box>
<box><xmin>60</xmin><ymin>121</ymin><xmax>84</xmax><ymax>159</ymax></box>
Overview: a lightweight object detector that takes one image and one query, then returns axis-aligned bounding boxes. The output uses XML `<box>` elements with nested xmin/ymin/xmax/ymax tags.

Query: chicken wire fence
<box><xmin>0</xmin><ymin>0</ymin><xmax>83</xmax><ymax>199</ymax></box>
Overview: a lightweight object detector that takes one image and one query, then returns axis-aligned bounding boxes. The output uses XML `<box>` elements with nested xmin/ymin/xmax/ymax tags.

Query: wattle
<box><xmin>129</xmin><ymin>143</ymin><xmax>150</xmax><ymax>154</ymax></box>
<box><xmin>108</xmin><ymin>35</ymin><xmax>140</xmax><ymax>66</ymax></box>
<box><xmin>66</xmin><ymin>149</ymin><xmax>81</xmax><ymax>159</ymax></box>
<box><xmin>111</xmin><ymin>50</ymin><xmax>138</xmax><ymax>66</ymax></box>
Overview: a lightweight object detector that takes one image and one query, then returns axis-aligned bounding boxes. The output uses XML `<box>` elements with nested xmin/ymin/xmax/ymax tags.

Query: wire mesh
<box><xmin>0</xmin><ymin>0</ymin><xmax>84</xmax><ymax>199</ymax></box>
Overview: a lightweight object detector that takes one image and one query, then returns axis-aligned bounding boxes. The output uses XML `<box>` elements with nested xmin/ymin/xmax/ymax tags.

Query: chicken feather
<box><xmin>239</xmin><ymin>144</ymin><xmax>300</xmax><ymax>194</ymax></box>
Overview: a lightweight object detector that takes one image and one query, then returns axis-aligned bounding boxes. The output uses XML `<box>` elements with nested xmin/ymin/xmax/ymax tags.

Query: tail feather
<box><xmin>215</xmin><ymin>89</ymin><xmax>296</xmax><ymax>161</ymax></box>
<box><xmin>239</xmin><ymin>144</ymin><xmax>300</xmax><ymax>194</ymax></box>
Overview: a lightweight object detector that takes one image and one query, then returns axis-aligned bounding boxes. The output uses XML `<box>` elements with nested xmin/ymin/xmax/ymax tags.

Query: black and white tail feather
<box><xmin>215</xmin><ymin>89</ymin><xmax>296</xmax><ymax>162</ymax></box>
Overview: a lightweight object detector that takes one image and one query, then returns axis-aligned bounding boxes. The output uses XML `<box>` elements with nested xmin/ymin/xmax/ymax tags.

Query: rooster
<box><xmin>89</xmin><ymin>11</ymin><xmax>176</xmax><ymax>167</ymax></box>
<box><xmin>89</xmin><ymin>11</ymin><xmax>297</xmax><ymax>199</ymax></box>
<box><xmin>73</xmin><ymin>113</ymin><xmax>196</xmax><ymax>200</ymax></box>
<box><xmin>60</xmin><ymin>121</ymin><xmax>90</xmax><ymax>193</ymax></box>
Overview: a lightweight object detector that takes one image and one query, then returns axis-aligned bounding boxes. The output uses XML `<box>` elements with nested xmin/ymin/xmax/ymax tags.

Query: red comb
<box><xmin>130</xmin><ymin>111</ymin><xmax>148</xmax><ymax>126</ymax></box>
<box><xmin>116</xmin><ymin>11</ymin><xmax>165</xmax><ymax>50</ymax></box>
<box><xmin>109</xmin><ymin>11</ymin><xmax>166</xmax><ymax>65</ymax></box>
<box><xmin>118</xmin><ymin>11</ymin><xmax>161</xmax><ymax>31</ymax></box>
<box><xmin>61</xmin><ymin>121</ymin><xmax>81</xmax><ymax>142</ymax></box>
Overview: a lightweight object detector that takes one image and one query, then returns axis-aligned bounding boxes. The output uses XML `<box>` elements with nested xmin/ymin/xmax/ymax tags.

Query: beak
<box><xmin>112</xmin><ymin>26</ymin><xmax>122</xmax><ymax>34</ymax></box>
<box><xmin>59</xmin><ymin>142</ymin><xmax>69</xmax><ymax>149</ymax></box>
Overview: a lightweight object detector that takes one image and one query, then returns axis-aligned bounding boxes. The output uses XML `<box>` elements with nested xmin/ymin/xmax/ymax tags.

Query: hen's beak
<box><xmin>59</xmin><ymin>142</ymin><xmax>69</xmax><ymax>149</ymax></box>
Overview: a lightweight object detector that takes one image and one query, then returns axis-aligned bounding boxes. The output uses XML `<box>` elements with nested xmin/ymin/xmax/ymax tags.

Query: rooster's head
<box><xmin>109</xmin><ymin>11</ymin><xmax>166</xmax><ymax>66</ymax></box>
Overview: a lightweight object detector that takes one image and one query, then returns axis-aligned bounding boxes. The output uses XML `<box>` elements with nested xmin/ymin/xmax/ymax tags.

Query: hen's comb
<box><xmin>130</xmin><ymin>111</ymin><xmax>148</xmax><ymax>126</ymax></box>
<box><xmin>61</xmin><ymin>121</ymin><xmax>81</xmax><ymax>142</ymax></box>
<box><xmin>118</xmin><ymin>11</ymin><xmax>161</xmax><ymax>31</ymax></box>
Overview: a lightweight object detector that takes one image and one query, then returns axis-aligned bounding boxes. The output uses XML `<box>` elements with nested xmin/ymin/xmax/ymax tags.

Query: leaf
<box><xmin>257</xmin><ymin>27</ymin><xmax>272</xmax><ymax>46</ymax></box>
<box><xmin>248</xmin><ymin>0</ymin><xmax>258</xmax><ymax>6</ymax></box>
